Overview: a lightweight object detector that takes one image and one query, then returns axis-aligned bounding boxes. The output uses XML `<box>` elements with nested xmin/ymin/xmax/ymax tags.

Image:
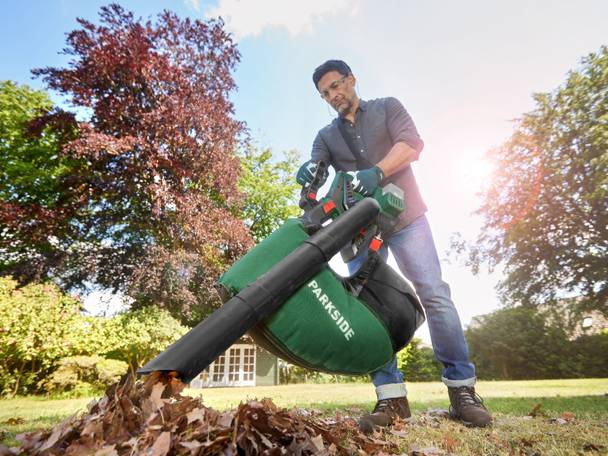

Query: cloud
<box><xmin>184</xmin><ymin>0</ymin><xmax>201</xmax><ymax>12</ymax></box>
<box><xmin>204</xmin><ymin>0</ymin><xmax>360</xmax><ymax>39</ymax></box>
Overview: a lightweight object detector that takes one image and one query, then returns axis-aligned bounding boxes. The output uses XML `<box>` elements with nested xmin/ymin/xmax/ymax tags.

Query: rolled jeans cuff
<box><xmin>375</xmin><ymin>382</ymin><xmax>407</xmax><ymax>400</ymax></box>
<box><xmin>442</xmin><ymin>376</ymin><xmax>476</xmax><ymax>388</ymax></box>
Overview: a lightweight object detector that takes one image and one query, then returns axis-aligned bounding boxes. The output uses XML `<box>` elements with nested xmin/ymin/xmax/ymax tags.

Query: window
<box><xmin>198</xmin><ymin>344</ymin><xmax>256</xmax><ymax>387</ymax></box>
<box><xmin>212</xmin><ymin>354</ymin><xmax>226</xmax><ymax>382</ymax></box>
<box><xmin>243</xmin><ymin>347</ymin><xmax>255</xmax><ymax>382</ymax></box>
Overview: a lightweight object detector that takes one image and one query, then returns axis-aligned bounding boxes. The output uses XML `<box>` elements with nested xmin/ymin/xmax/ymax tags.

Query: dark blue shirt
<box><xmin>311</xmin><ymin>97</ymin><xmax>427</xmax><ymax>229</ymax></box>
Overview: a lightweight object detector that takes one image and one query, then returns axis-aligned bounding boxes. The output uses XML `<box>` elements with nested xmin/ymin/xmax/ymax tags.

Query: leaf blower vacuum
<box><xmin>138</xmin><ymin>162</ymin><xmax>425</xmax><ymax>383</ymax></box>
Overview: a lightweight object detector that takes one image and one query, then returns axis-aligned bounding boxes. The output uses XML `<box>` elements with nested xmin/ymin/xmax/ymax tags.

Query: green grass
<box><xmin>183</xmin><ymin>378</ymin><xmax>608</xmax><ymax>412</ymax></box>
<box><xmin>1</xmin><ymin>378</ymin><xmax>607</xmax><ymax>454</ymax></box>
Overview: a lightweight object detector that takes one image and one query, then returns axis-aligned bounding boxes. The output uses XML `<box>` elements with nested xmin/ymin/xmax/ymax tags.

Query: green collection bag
<box><xmin>219</xmin><ymin>218</ymin><xmax>425</xmax><ymax>375</ymax></box>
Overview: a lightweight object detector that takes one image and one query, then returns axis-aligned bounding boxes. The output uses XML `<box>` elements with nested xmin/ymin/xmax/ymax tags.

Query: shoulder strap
<box><xmin>336</xmin><ymin>119</ymin><xmax>374</xmax><ymax>169</ymax></box>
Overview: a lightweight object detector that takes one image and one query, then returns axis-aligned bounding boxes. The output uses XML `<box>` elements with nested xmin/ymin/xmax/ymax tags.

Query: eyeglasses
<box><xmin>319</xmin><ymin>75</ymin><xmax>348</xmax><ymax>100</ymax></box>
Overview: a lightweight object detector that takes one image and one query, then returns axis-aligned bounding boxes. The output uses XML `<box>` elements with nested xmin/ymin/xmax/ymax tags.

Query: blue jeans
<box><xmin>347</xmin><ymin>215</ymin><xmax>476</xmax><ymax>396</ymax></box>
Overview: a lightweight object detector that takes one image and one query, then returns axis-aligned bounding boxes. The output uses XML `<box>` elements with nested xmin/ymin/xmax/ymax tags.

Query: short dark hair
<box><xmin>312</xmin><ymin>60</ymin><xmax>352</xmax><ymax>88</ymax></box>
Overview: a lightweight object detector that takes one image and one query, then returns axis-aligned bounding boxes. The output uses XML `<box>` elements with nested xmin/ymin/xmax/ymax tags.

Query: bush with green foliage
<box><xmin>466</xmin><ymin>306</ymin><xmax>608</xmax><ymax>379</ymax></box>
<box><xmin>42</xmin><ymin>355</ymin><xmax>128</xmax><ymax>396</ymax></box>
<box><xmin>0</xmin><ymin>276</ymin><xmax>189</xmax><ymax>396</ymax></box>
<box><xmin>567</xmin><ymin>332</ymin><xmax>608</xmax><ymax>379</ymax></box>
<box><xmin>101</xmin><ymin>307</ymin><xmax>189</xmax><ymax>375</ymax></box>
<box><xmin>0</xmin><ymin>277</ymin><xmax>101</xmax><ymax>396</ymax></box>
<box><xmin>397</xmin><ymin>338</ymin><xmax>443</xmax><ymax>382</ymax></box>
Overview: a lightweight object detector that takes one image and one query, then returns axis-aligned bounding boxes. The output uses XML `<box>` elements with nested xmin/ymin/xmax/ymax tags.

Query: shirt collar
<box><xmin>339</xmin><ymin>99</ymin><xmax>367</xmax><ymax>122</ymax></box>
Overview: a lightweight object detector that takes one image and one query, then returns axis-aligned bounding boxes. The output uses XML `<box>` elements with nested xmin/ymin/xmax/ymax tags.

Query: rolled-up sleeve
<box><xmin>385</xmin><ymin>97</ymin><xmax>424</xmax><ymax>156</ymax></box>
<box><xmin>311</xmin><ymin>131</ymin><xmax>331</xmax><ymax>164</ymax></box>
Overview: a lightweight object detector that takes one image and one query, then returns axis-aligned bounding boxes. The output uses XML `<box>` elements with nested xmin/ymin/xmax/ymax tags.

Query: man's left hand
<box><xmin>352</xmin><ymin>166</ymin><xmax>385</xmax><ymax>196</ymax></box>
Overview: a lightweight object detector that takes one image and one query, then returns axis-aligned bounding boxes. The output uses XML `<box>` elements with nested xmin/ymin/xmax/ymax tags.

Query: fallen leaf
<box><xmin>0</xmin><ymin>444</ymin><xmax>16</xmax><ymax>456</ymax></box>
<box><xmin>560</xmin><ymin>411</ymin><xmax>575</xmax><ymax>422</ymax></box>
<box><xmin>218</xmin><ymin>411</ymin><xmax>234</xmax><ymax>428</ymax></box>
<box><xmin>425</xmin><ymin>408</ymin><xmax>450</xmax><ymax>419</ymax></box>
<box><xmin>2</xmin><ymin>417</ymin><xmax>25</xmax><ymax>425</ymax></box>
<box><xmin>179</xmin><ymin>440</ymin><xmax>202</xmax><ymax>450</ymax></box>
<box><xmin>443</xmin><ymin>432</ymin><xmax>457</xmax><ymax>453</ymax></box>
<box><xmin>37</xmin><ymin>422</ymin><xmax>63</xmax><ymax>452</ymax></box>
<box><xmin>311</xmin><ymin>434</ymin><xmax>325</xmax><ymax>451</ymax></box>
<box><xmin>149</xmin><ymin>382</ymin><xmax>166</xmax><ymax>409</ymax></box>
<box><xmin>583</xmin><ymin>443</ymin><xmax>606</xmax><ymax>452</ymax></box>
<box><xmin>186</xmin><ymin>407</ymin><xmax>205</xmax><ymax>424</ymax></box>
<box><xmin>528</xmin><ymin>403</ymin><xmax>546</xmax><ymax>417</ymax></box>
<box><xmin>94</xmin><ymin>446</ymin><xmax>118</xmax><ymax>456</ymax></box>
<box><xmin>150</xmin><ymin>431</ymin><xmax>171</xmax><ymax>456</ymax></box>
<box><xmin>409</xmin><ymin>445</ymin><xmax>444</xmax><ymax>455</ymax></box>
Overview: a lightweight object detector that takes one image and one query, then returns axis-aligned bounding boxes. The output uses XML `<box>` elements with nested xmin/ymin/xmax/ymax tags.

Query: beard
<box><xmin>334</xmin><ymin>97</ymin><xmax>354</xmax><ymax>117</ymax></box>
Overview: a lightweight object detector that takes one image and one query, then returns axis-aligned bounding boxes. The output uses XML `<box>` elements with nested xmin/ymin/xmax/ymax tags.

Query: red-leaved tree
<box><xmin>13</xmin><ymin>4</ymin><xmax>254</xmax><ymax>322</ymax></box>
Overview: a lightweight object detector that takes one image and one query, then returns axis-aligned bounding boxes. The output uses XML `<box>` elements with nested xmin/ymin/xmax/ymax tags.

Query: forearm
<box><xmin>376</xmin><ymin>141</ymin><xmax>419</xmax><ymax>178</ymax></box>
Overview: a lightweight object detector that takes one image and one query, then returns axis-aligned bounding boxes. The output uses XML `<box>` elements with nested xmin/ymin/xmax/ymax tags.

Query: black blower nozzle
<box><xmin>137</xmin><ymin>197</ymin><xmax>380</xmax><ymax>383</ymax></box>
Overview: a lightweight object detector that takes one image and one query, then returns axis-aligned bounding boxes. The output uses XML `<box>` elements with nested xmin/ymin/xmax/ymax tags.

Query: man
<box><xmin>297</xmin><ymin>60</ymin><xmax>491</xmax><ymax>432</ymax></box>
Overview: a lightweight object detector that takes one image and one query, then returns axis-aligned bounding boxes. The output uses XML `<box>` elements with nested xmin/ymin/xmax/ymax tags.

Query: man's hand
<box><xmin>296</xmin><ymin>160</ymin><xmax>327</xmax><ymax>186</ymax></box>
<box><xmin>352</xmin><ymin>166</ymin><xmax>384</xmax><ymax>196</ymax></box>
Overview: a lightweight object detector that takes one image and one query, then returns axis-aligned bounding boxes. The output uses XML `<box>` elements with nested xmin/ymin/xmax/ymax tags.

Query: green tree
<box><xmin>568</xmin><ymin>332</ymin><xmax>608</xmax><ymax>378</ymax></box>
<box><xmin>462</xmin><ymin>46</ymin><xmax>608</xmax><ymax>315</ymax></box>
<box><xmin>3</xmin><ymin>6</ymin><xmax>254</xmax><ymax>323</ymax></box>
<box><xmin>0</xmin><ymin>81</ymin><xmax>80</xmax><ymax>284</ymax></box>
<box><xmin>396</xmin><ymin>338</ymin><xmax>443</xmax><ymax>382</ymax></box>
<box><xmin>101</xmin><ymin>307</ymin><xmax>189</xmax><ymax>375</ymax></box>
<box><xmin>465</xmin><ymin>306</ymin><xmax>572</xmax><ymax>380</ymax></box>
<box><xmin>237</xmin><ymin>147</ymin><xmax>301</xmax><ymax>243</ymax></box>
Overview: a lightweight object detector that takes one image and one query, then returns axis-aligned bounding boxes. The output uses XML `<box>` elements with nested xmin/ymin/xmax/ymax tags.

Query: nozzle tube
<box><xmin>138</xmin><ymin>198</ymin><xmax>380</xmax><ymax>383</ymax></box>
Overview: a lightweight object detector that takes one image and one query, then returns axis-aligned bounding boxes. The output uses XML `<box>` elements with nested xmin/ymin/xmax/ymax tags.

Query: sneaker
<box><xmin>448</xmin><ymin>386</ymin><xmax>492</xmax><ymax>427</ymax></box>
<box><xmin>358</xmin><ymin>396</ymin><xmax>411</xmax><ymax>434</ymax></box>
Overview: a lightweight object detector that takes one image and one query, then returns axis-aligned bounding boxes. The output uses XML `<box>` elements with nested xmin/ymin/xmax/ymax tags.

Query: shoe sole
<box><xmin>449</xmin><ymin>412</ymin><xmax>492</xmax><ymax>428</ymax></box>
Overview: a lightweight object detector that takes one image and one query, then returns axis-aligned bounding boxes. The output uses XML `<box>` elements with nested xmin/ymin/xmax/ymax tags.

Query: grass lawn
<box><xmin>1</xmin><ymin>378</ymin><xmax>607</xmax><ymax>454</ymax></box>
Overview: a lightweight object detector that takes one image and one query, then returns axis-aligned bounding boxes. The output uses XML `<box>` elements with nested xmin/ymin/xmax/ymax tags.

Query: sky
<box><xmin>2</xmin><ymin>0</ymin><xmax>607</xmax><ymax>343</ymax></box>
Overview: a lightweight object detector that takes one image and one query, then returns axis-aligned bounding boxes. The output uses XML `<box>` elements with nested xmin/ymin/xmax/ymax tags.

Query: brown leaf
<box><xmin>0</xmin><ymin>444</ymin><xmax>16</xmax><ymax>456</ymax></box>
<box><xmin>560</xmin><ymin>411</ymin><xmax>576</xmax><ymax>422</ymax></box>
<box><xmin>81</xmin><ymin>419</ymin><xmax>103</xmax><ymax>438</ymax></box>
<box><xmin>528</xmin><ymin>403</ymin><xmax>546</xmax><ymax>417</ymax></box>
<box><xmin>218</xmin><ymin>411</ymin><xmax>235</xmax><ymax>428</ymax></box>
<box><xmin>149</xmin><ymin>382</ymin><xmax>166</xmax><ymax>409</ymax></box>
<box><xmin>37</xmin><ymin>421</ymin><xmax>65</xmax><ymax>452</ymax></box>
<box><xmin>2</xmin><ymin>417</ymin><xmax>25</xmax><ymax>425</ymax></box>
<box><xmin>150</xmin><ymin>431</ymin><xmax>171</xmax><ymax>456</ymax></box>
<box><xmin>409</xmin><ymin>446</ymin><xmax>444</xmax><ymax>456</ymax></box>
<box><xmin>583</xmin><ymin>443</ymin><xmax>606</xmax><ymax>452</ymax></box>
<box><xmin>443</xmin><ymin>432</ymin><xmax>457</xmax><ymax>453</ymax></box>
<box><xmin>179</xmin><ymin>440</ymin><xmax>202</xmax><ymax>450</ymax></box>
<box><xmin>311</xmin><ymin>434</ymin><xmax>325</xmax><ymax>452</ymax></box>
<box><xmin>94</xmin><ymin>446</ymin><xmax>119</xmax><ymax>456</ymax></box>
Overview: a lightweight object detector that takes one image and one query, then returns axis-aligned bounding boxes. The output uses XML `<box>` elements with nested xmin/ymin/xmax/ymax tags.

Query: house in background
<box><xmin>189</xmin><ymin>338</ymin><xmax>279</xmax><ymax>388</ymax></box>
<box><xmin>571</xmin><ymin>311</ymin><xmax>608</xmax><ymax>339</ymax></box>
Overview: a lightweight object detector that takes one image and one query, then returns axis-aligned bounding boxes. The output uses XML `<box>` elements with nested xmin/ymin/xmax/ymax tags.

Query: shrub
<box><xmin>0</xmin><ymin>277</ymin><xmax>100</xmax><ymax>396</ymax></box>
<box><xmin>43</xmin><ymin>355</ymin><xmax>128</xmax><ymax>396</ymax></box>
<box><xmin>397</xmin><ymin>338</ymin><xmax>443</xmax><ymax>382</ymax></box>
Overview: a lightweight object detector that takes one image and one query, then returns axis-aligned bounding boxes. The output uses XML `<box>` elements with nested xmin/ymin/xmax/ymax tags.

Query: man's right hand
<box><xmin>296</xmin><ymin>160</ymin><xmax>327</xmax><ymax>186</ymax></box>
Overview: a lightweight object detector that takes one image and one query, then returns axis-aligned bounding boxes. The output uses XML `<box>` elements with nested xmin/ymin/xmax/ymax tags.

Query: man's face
<box><xmin>317</xmin><ymin>70</ymin><xmax>357</xmax><ymax>116</ymax></box>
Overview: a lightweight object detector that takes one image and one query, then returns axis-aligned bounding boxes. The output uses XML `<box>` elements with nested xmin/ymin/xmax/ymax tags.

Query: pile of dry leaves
<box><xmin>1</xmin><ymin>372</ymin><xmax>398</xmax><ymax>455</ymax></box>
